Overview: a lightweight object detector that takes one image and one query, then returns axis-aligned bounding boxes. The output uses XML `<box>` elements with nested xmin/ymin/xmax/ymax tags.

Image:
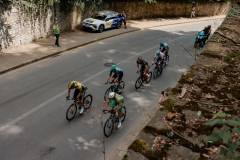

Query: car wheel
<box><xmin>99</xmin><ymin>25</ymin><xmax>104</xmax><ymax>33</ymax></box>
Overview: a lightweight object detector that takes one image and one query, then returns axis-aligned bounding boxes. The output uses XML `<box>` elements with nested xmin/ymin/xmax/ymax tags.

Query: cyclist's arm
<box><xmin>107</xmin><ymin>70</ymin><xmax>114</xmax><ymax>82</ymax></box>
<box><xmin>67</xmin><ymin>88</ymin><xmax>71</xmax><ymax>97</ymax></box>
<box><xmin>137</xmin><ymin>62</ymin><xmax>140</xmax><ymax>70</ymax></box>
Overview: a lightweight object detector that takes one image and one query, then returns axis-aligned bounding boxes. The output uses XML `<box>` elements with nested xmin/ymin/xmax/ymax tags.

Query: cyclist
<box><xmin>137</xmin><ymin>56</ymin><xmax>149</xmax><ymax>81</ymax></box>
<box><xmin>106</xmin><ymin>92</ymin><xmax>125</xmax><ymax>128</ymax></box>
<box><xmin>106</xmin><ymin>64</ymin><xmax>123</xmax><ymax>85</ymax></box>
<box><xmin>66</xmin><ymin>80</ymin><xmax>86</xmax><ymax>113</ymax></box>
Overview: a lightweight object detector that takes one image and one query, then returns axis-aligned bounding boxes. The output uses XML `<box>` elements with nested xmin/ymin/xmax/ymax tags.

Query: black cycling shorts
<box><xmin>118</xmin><ymin>71</ymin><xmax>123</xmax><ymax>82</ymax></box>
<box><xmin>113</xmin><ymin>71</ymin><xmax>123</xmax><ymax>82</ymax></box>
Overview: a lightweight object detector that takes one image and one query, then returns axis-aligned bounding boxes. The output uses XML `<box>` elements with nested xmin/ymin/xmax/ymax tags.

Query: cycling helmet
<box><xmin>68</xmin><ymin>81</ymin><xmax>77</xmax><ymax>89</ymax></box>
<box><xmin>109</xmin><ymin>92</ymin><xmax>115</xmax><ymax>99</ymax></box>
<box><xmin>111</xmin><ymin>64</ymin><xmax>117</xmax><ymax>70</ymax></box>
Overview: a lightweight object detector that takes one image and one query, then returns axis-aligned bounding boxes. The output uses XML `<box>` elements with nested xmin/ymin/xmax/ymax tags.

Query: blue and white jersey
<box><xmin>82</xmin><ymin>10</ymin><xmax>124</xmax><ymax>31</ymax></box>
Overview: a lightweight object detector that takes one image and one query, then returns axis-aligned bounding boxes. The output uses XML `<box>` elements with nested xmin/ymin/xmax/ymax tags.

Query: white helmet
<box><xmin>109</xmin><ymin>92</ymin><xmax>115</xmax><ymax>99</ymax></box>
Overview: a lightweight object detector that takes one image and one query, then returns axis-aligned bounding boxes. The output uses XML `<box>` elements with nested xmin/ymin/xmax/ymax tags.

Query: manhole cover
<box><xmin>104</xmin><ymin>62</ymin><xmax>116</xmax><ymax>67</ymax></box>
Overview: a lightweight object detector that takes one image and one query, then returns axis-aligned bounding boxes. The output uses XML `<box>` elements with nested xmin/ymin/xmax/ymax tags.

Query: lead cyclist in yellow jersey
<box><xmin>66</xmin><ymin>81</ymin><xmax>86</xmax><ymax>103</ymax></box>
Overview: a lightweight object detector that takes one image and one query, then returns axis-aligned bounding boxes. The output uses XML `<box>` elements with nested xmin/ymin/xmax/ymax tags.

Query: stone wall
<box><xmin>0</xmin><ymin>5</ymin><xmax>82</xmax><ymax>49</ymax></box>
<box><xmin>103</xmin><ymin>1</ymin><xmax>230</xmax><ymax>19</ymax></box>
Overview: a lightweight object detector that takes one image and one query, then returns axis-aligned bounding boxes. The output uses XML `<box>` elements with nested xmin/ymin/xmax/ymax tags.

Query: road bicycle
<box><xmin>135</xmin><ymin>70</ymin><xmax>152</xmax><ymax>90</ymax></box>
<box><xmin>152</xmin><ymin>55</ymin><xmax>169</xmax><ymax>79</ymax></box>
<box><xmin>152</xmin><ymin>61</ymin><xmax>163</xmax><ymax>79</ymax></box>
<box><xmin>104</xmin><ymin>80</ymin><xmax>125</xmax><ymax>101</ymax></box>
<box><xmin>103</xmin><ymin>106</ymin><xmax>126</xmax><ymax>137</ymax></box>
<box><xmin>66</xmin><ymin>88</ymin><xmax>93</xmax><ymax>121</ymax></box>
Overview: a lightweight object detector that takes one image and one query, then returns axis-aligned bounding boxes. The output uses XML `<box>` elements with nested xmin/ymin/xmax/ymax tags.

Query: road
<box><xmin>0</xmin><ymin>18</ymin><xmax>223</xmax><ymax>160</ymax></box>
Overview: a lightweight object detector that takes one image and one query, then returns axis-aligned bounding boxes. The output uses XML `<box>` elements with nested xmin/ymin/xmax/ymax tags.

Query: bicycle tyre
<box><xmin>153</xmin><ymin>67</ymin><xmax>158</xmax><ymax>79</ymax></box>
<box><xmin>104</xmin><ymin>118</ymin><xmax>114</xmax><ymax>137</ymax></box>
<box><xmin>66</xmin><ymin>103</ymin><xmax>77</xmax><ymax>121</ymax></box>
<box><xmin>83</xmin><ymin>94</ymin><xmax>93</xmax><ymax>110</ymax></box>
<box><xmin>135</xmin><ymin>77</ymin><xmax>142</xmax><ymax>90</ymax></box>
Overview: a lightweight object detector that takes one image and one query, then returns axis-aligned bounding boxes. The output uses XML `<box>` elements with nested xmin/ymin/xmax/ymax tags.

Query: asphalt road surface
<box><xmin>0</xmin><ymin>18</ymin><xmax>223</xmax><ymax>160</ymax></box>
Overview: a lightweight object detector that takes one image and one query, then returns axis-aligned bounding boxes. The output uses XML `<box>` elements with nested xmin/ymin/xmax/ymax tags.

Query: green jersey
<box><xmin>53</xmin><ymin>24</ymin><xmax>60</xmax><ymax>35</ymax></box>
<box><xmin>108</xmin><ymin>99</ymin><xmax>117</xmax><ymax>109</ymax></box>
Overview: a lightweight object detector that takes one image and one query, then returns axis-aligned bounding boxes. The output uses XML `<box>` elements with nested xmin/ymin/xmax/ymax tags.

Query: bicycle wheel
<box><xmin>104</xmin><ymin>87</ymin><xmax>112</xmax><ymax>101</ymax></box>
<box><xmin>66</xmin><ymin>103</ymin><xmax>77</xmax><ymax>121</ymax></box>
<box><xmin>119</xmin><ymin>106</ymin><xmax>127</xmax><ymax>123</ymax></box>
<box><xmin>153</xmin><ymin>67</ymin><xmax>158</xmax><ymax>79</ymax></box>
<box><xmin>135</xmin><ymin>77</ymin><xmax>142</xmax><ymax>90</ymax></box>
<box><xmin>83</xmin><ymin>94</ymin><xmax>93</xmax><ymax>109</ymax></box>
<box><xmin>104</xmin><ymin>118</ymin><xmax>114</xmax><ymax>137</ymax></box>
<box><xmin>159</xmin><ymin>64</ymin><xmax>163</xmax><ymax>75</ymax></box>
<box><xmin>145</xmin><ymin>72</ymin><xmax>152</xmax><ymax>84</ymax></box>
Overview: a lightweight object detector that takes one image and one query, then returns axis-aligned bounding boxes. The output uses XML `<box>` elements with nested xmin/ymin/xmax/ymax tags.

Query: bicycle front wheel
<box><xmin>104</xmin><ymin>118</ymin><xmax>114</xmax><ymax>137</ymax></box>
<box><xmin>66</xmin><ymin>103</ymin><xmax>77</xmax><ymax>121</ymax></box>
<box><xmin>83</xmin><ymin>94</ymin><xmax>93</xmax><ymax>109</ymax></box>
<box><xmin>135</xmin><ymin>77</ymin><xmax>142</xmax><ymax>90</ymax></box>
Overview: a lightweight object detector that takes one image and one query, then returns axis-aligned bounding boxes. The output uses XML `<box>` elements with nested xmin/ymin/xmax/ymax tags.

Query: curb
<box><xmin>0</xmin><ymin>28</ymin><xmax>140</xmax><ymax>75</ymax></box>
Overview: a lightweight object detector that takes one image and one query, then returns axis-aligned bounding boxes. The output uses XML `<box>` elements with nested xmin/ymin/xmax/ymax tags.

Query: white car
<box><xmin>82</xmin><ymin>10</ymin><xmax>124</xmax><ymax>32</ymax></box>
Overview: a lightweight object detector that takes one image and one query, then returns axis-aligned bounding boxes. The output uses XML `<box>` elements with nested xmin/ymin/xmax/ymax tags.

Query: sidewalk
<box><xmin>0</xmin><ymin>15</ymin><xmax>225</xmax><ymax>75</ymax></box>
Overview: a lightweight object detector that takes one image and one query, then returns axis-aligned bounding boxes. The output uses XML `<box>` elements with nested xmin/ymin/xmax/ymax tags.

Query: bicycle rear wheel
<box><xmin>66</xmin><ymin>103</ymin><xmax>77</xmax><ymax>121</ymax></box>
<box><xmin>83</xmin><ymin>94</ymin><xmax>93</xmax><ymax>109</ymax></box>
<box><xmin>135</xmin><ymin>77</ymin><xmax>142</xmax><ymax>90</ymax></box>
<box><xmin>104</xmin><ymin>118</ymin><xmax>114</xmax><ymax>137</ymax></box>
